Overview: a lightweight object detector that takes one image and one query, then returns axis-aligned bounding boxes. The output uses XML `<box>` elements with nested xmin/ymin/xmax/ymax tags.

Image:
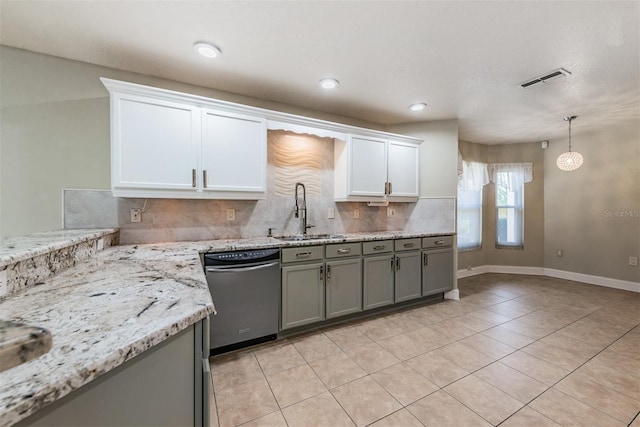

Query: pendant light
<box><xmin>556</xmin><ymin>115</ymin><xmax>584</xmax><ymax>171</ymax></box>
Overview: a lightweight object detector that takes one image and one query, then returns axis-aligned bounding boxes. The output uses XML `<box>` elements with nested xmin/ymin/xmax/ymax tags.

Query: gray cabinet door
<box><xmin>394</xmin><ymin>251</ymin><xmax>422</xmax><ymax>302</ymax></box>
<box><xmin>326</xmin><ymin>258</ymin><xmax>362</xmax><ymax>319</ymax></box>
<box><xmin>281</xmin><ymin>263</ymin><xmax>325</xmax><ymax>330</ymax></box>
<box><xmin>363</xmin><ymin>255</ymin><xmax>395</xmax><ymax>310</ymax></box>
<box><xmin>422</xmin><ymin>248</ymin><xmax>453</xmax><ymax>296</ymax></box>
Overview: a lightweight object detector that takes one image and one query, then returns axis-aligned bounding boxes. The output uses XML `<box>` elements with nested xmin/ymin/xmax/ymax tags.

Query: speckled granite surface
<box><xmin>0</xmin><ymin>230</ymin><xmax>452</xmax><ymax>426</ymax></box>
<box><xmin>0</xmin><ymin>321</ymin><xmax>52</xmax><ymax>373</ymax></box>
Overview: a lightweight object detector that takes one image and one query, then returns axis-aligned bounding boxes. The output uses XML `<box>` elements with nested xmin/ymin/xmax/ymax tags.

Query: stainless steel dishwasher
<box><xmin>204</xmin><ymin>248</ymin><xmax>280</xmax><ymax>355</ymax></box>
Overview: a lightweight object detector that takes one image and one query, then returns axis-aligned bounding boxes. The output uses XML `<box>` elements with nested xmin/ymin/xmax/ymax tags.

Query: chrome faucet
<box><xmin>294</xmin><ymin>182</ymin><xmax>310</xmax><ymax>235</ymax></box>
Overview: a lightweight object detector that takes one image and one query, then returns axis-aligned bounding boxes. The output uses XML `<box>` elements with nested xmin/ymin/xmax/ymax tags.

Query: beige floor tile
<box><xmin>407</xmin><ymin>351</ymin><xmax>470</xmax><ymax>387</ymax></box>
<box><xmin>430</xmin><ymin>317</ymin><xmax>479</xmax><ymax>340</ymax></box>
<box><xmin>459</xmin><ymin>333</ymin><xmax>517</xmax><ymax>359</ymax></box>
<box><xmin>356</xmin><ymin>317</ymin><xmax>407</xmax><ymax>341</ymax></box>
<box><xmin>608</xmin><ymin>334</ymin><xmax>640</xmax><ymax>361</ymax></box>
<box><xmin>376</xmin><ymin>332</ymin><xmax>432</xmax><ymax>360</ymax></box>
<box><xmin>500</xmin><ymin>406</ymin><xmax>561</xmax><ymax>427</ymax></box>
<box><xmin>385</xmin><ymin>311</ymin><xmax>430</xmax><ymax>332</ymax></box>
<box><xmin>343</xmin><ymin>341</ymin><xmax>401</xmax><ymax>373</ymax></box>
<box><xmin>521</xmin><ymin>340</ymin><xmax>590</xmax><ymax>371</ymax></box>
<box><xmin>631</xmin><ymin>414</ymin><xmax>640</xmax><ymax>427</ymax></box>
<box><xmin>332</xmin><ymin>376</ymin><xmax>403</xmax><ymax>427</ymax></box>
<box><xmin>501</xmin><ymin>351</ymin><xmax>570</xmax><ymax>386</ymax></box>
<box><xmin>431</xmin><ymin>342</ymin><xmax>495</xmax><ymax>372</ymax></box>
<box><xmin>254</xmin><ymin>342</ymin><xmax>306</xmax><ymax>375</ymax></box>
<box><xmin>403</xmin><ymin>326</ymin><xmax>452</xmax><ymax>350</ymax></box>
<box><xmin>325</xmin><ymin>326</ymin><xmax>375</xmax><ymax>351</ymax></box>
<box><xmin>485</xmin><ymin>300</ymin><xmax>540</xmax><ymax>318</ymax></box>
<box><xmin>454</xmin><ymin>313</ymin><xmax>502</xmax><ymax>332</ymax></box>
<box><xmin>499</xmin><ymin>317</ymin><xmax>557</xmax><ymax>339</ymax></box>
<box><xmin>211</xmin><ymin>352</ymin><xmax>264</xmax><ymax>391</ymax></box>
<box><xmin>404</xmin><ymin>306</ymin><xmax>444</xmax><ymax>325</ymax></box>
<box><xmin>555</xmin><ymin>372</ymin><xmax>640</xmax><ymax>423</ymax></box>
<box><xmin>407</xmin><ymin>390</ymin><xmax>492</xmax><ymax>427</ymax></box>
<box><xmin>445</xmin><ymin>375</ymin><xmax>524</xmax><ymax>425</ymax></box>
<box><xmin>291</xmin><ymin>332</ymin><xmax>342</xmax><ymax>363</ymax></box>
<box><xmin>281</xmin><ymin>391</ymin><xmax>355</xmax><ymax>427</ymax></box>
<box><xmin>239</xmin><ymin>410</ymin><xmax>287</xmax><ymax>427</ymax></box>
<box><xmin>216</xmin><ymin>377</ymin><xmax>279</xmax><ymax>427</ymax></box>
<box><xmin>596</xmin><ymin>349</ymin><xmax>640</xmax><ymax>377</ymax></box>
<box><xmin>308</xmin><ymin>351</ymin><xmax>367</xmax><ymax>389</ymax></box>
<box><xmin>369</xmin><ymin>409</ymin><xmax>425</xmax><ymax>427</ymax></box>
<box><xmin>474</xmin><ymin>361</ymin><xmax>548</xmax><ymax>403</ymax></box>
<box><xmin>481</xmin><ymin>325</ymin><xmax>536</xmax><ymax>349</ymax></box>
<box><xmin>577</xmin><ymin>357</ymin><xmax>640</xmax><ymax>400</ymax></box>
<box><xmin>529</xmin><ymin>388</ymin><xmax>625</xmax><ymax>427</ymax></box>
<box><xmin>467</xmin><ymin>307</ymin><xmax>515</xmax><ymax>324</ymax></box>
<box><xmin>266</xmin><ymin>364</ymin><xmax>327</xmax><ymax>408</ymax></box>
<box><xmin>538</xmin><ymin>331</ymin><xmax>605</xmax><ymax>358</ymax></box>
<box><xmin>371</xmin><ymin>363</ymin><xmax>439</xmax><ymax>406</ymax></box>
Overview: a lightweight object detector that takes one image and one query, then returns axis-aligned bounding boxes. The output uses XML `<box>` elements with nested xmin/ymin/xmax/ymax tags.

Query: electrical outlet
<box><xmin>226</xmin><ymin>208</ymin><xmax>235</xmax><ymax>221</ymax></box>
<box><xmin>556</xmin><ymin>249</ymin><xmax>563</xmax><ymax>257</ymax></box>
<box><xmin>130</xmin><ymin>208</ymin><xmax>141</xmax><ymax>223</ymax></box>
<box><xmin>387</xmin><ymin>207</ymin><xmax>396</xmax><ymax>217</ymax></box>
<box><xmin>629</xmin><ymin>256</ymin><xmax>639</xmax><ymax>267</ymax></box>
<box><xmin>328</xmin><ymin>207</ymin><xmax>335</xmax><ymax>219</ymax></box>
<box><xmin>353</xmin><ymin>209</ymin><xmax>359</xmax><ymax>219</ymax></box>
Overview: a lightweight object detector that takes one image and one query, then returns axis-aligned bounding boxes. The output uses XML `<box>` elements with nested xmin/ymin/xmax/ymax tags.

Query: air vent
<box><xmin>520</xmin><ymin>68</ymin><xmax>571</xmax><ymax>88</ymax></box>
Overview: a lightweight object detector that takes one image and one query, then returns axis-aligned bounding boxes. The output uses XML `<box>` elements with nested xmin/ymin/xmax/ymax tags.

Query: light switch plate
<box><xmin>630</xmin><ymin>256</ymin><xmax>638</xmax><ymax>266</ymax></box>
<box><xmin>328</xmin><ymin>208</ymin><xmax>335</xmax><ymax>219</ymax></box>
<box><xmin>353</xmin><ymin>209</ymin><xmax>359</xmax><ymax>219</ymax></box>
<box><xmin>226</xmin><ymin>208</ymin><xmax>236</xmax><ymax>221</ymax></box>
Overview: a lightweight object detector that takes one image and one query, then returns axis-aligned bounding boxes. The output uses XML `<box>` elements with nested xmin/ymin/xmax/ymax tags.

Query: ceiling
<box><xmin>1</xmin><ymin>1</ymin><xmax>638</xmax><ymax>145</ymax></box>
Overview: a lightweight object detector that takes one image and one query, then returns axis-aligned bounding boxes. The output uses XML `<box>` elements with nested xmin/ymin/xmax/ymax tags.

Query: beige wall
<box><xmin>544</xmin><ymin>123</ymin><xmax>640</xmax><ymax>283</ymax></box>
<box><xmin>457</xmin><ymin>141</ymin><xmax>545</xmax><ymax>270</ymax></box>
<box><xmin>0</xmin><ymin>46</ymin><xmax>383</xmax><ymax>237</ymax></box>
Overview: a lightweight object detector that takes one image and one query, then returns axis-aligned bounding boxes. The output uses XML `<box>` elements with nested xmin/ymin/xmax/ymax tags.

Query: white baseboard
<box><xmin>457</xmin><ymin>265</ymin><xmax>640</xmax><ymax>293</ymax></box>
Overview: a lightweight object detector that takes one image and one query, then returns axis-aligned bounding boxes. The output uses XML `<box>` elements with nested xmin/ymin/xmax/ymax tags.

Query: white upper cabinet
<box><xmin>335</xmin><ymin>134</ymin><xmax>420</xmax><ymax>202</ymax></box>
<box><xmin>115</xmin><ymin>94</ymin><xmax>200</xmax><ymax>193</ymax></box>
<box><xmin>102</xmin><ymin>78</ymin><xmax>266</xmax><ymax>199</ymax></box>
<box><xmin>387</xmin><ymin>140</ymin><xmax>419</xmax><ymax>198</ymax></box>
<box><xmin>201</xmin><ymin>109</ymin><xmax>266</xmax><ymax>194</ymax></box>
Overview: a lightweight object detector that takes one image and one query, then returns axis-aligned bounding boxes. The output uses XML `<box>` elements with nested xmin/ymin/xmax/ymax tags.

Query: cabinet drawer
<box><xmin>394</xmin><ymin>238</ymin><xmax>421</xmax><ymax>252</ymax></box>
<box><xmin>422</xmin><ymin>235</ymin><xmax>453</xmax><ymax>249</ymax></box>
<box><xmin>326</xmin><ymin>242</ymin><xmax>361</xmax><ymax>258</ymax></box>
<box><xmin>362</xmin><ymin>240</ymin><xmax>393</xmax><ymax>255</ymax></box>
<box><xmin>281</xmin><ymin>246</ymin><xmax>324</xmax><ymax>263</ymax></box>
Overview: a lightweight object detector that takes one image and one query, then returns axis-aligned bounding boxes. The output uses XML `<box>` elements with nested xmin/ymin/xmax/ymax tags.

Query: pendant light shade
<box><xmin>557</xmin><ymin>115</ymin><xmax>583</xmax><ymax>171</ymax></box>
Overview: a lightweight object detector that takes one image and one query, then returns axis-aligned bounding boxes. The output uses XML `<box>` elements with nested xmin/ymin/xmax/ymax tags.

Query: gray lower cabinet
<box><xmin>326</xmin><ymin>258</ymin><xmax>362</xmax><ymax>318</ymax></box>
<box><xmin>363</xmin><ymin>254</ymin><xmax>395</xmax><ymax>310</ymax></box>
<box><xmin>281</xmin><ymin>262</ymin><xmax>325</xmax><ymax>329</ymax></box>
<box><xmin>17</xmin><ymin>319</ymin><xmax>210</xmax><ymax>427</ymax></box>
<box><xmin>422</xmin><ymin>248</ymin><xmax>453</xmax><ymax>296</ymax></box>
<box><xmin>394</xmin><ymin>250</ymin><xmax>422</xmax><ymax>302</ymax></box>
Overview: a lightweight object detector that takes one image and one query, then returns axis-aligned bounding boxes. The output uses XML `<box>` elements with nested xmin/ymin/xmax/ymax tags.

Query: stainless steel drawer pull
<box><xmin>203</xmin><ymin>170</ymin><xmax>208</xmax><ymax>188</ymax></box>
<box><xmin>337</xmin><ymin>248</ymin><xmax>351</xmax><ymax>254</ymax></box>
<box><xmin>434</xmin><ymin>240</ymin><xmax>445</xmax><ymax>245</ymax></box>
<box><xmin>192</xmin><ymin>169</ymin><xmax>197</xmax><ymax>188</ymax></box>
<box><xmin>296</xmin><ymin>252</ymin><xmax>312</xmax><ymax>258</ymax></box>
<box><xmin>423</xmin><ymin>253</ymin><xmax>429</xmax><ymax>266</ymax></box>
<box><xmin>403</xmin><ymin>243</ymin><xmax>414</xmax><ymax>248</ymax></box>
<box><xmin>374</xmin><ymin>245</ymin><xmax>385</xmax><ymax>250</ymax></box>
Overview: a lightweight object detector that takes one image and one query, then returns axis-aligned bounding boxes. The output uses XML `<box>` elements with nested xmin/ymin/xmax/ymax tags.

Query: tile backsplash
<box><xmin>65</xmin><ymin>131</ymin><xmax>455</xmax><ymax>244</ymax></box>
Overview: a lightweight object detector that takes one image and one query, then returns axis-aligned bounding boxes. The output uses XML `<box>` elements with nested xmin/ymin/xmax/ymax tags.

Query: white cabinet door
<box><xmin>113</xmin><ymin>94</ymin><xmax>199</xmax><ymax>194</ymax></box>
<box><xmin>388</xmin><ymin>140</ymin><xmax>419</xmax><ymax>198</ymax></box>
<box><xmin>201</xmin><ymin>110</ymin><xmax>266</xmax><ymax>194</ymax></box>
<box><xmin>349</xmin><ymin>135</ymin><xmax>387</xmax><ymax>197</ymax></box>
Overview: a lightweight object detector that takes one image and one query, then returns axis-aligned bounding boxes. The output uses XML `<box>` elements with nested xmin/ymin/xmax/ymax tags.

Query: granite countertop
<box><xmin>0</xmin><ymin>229</ymin><xmax>453</xmax><ymax>426</ymax></box>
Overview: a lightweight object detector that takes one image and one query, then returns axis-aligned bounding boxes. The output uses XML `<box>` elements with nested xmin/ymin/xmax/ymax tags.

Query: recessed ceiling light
<box><xmin>319</xmin><ymin>78</ymin><xmax>339</xmax><ymax>89</ymax></box>
<box><xmin>194</xmin><ymin>42</ymin><xmax>221</xmax><ymax>58</ymax></box>
<box><xmin>409</xmin><ymin>103</ymin><xmax>427</xmax><ymax>111</ymax></box>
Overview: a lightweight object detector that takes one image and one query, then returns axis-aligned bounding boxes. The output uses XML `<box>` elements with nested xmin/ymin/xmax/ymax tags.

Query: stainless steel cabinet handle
<box><xmin>192</xmin><ymin>169</ymin><xmax>197</xmax><ymax>188</ymax></box>
<box><xmin>203</xmin><ymin>170</ymin><xmax>208</xmax><ymax>188</ymax></box>
<box><xmin>403</xmin><ymin>243</ymin><xmax>414</xmax><ymax>248</ymax></box>
<box><xmin>423</xmin><ymin>253</ymin><xmax>428</xmax><ymax>266</ymax></box>
<box><xmin>327</xmin><ymin>265</ymin><xmax>331</xmax><ymax>281</ymax></box>
<box><xmin>337</xmin><ymin>248</ymin><xmax>351</xmax><ymax>254</ymax></box>
<box><xmin>374</xmin><ymin>245</ymin><xmax>385</xmax><ymax>250</ymax></box>
<box><xmin>388</xmin><ymin>182</ymin><xmax>392</xmax><ymax>195</ymax></box>
<box><xmin>434</xmin><ymin>240</ymin><xmax>445</xmax><ymax>246</ymax></box>
<box><xmin>296</xmin><ymin>252</ymin><xmax>312</xmax><ymax>258</ymax></box>
<box><xmin>396</xmin><ymin>257</ymin><xmax>400</xmax><ymax>270</ymax></box>
<box><xmin>206</xmin><ymin>262</ymin><xmax>279</xmax><ymax>273</ymax></box>
<box><xmin>320</xmin><ymin>265</ymin><xmax>324</xmax><ymax>282</ymax></box>
<box><xmin>390</xmin><ymin>258</ymin><xmax>394</xmax><ymax>270</ymax></box>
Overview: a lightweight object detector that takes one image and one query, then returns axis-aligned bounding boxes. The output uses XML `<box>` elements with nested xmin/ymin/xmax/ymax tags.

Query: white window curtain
<box><xmin>489</xmin><ymin>163</ymin><xmax>532</xmax><ymax>248</ymax></box>
<box><xmin>457</xmin><ymin>161</ymin><xmax>488</xmax><ymax>251</ymax></box>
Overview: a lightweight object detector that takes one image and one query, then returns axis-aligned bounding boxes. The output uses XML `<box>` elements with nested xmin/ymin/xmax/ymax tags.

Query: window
<box><xmin>489</xmin><ymin>163</ymin><xmax>532</xmax><ymax>249</ymax></box>
<box><xmin>457</xmin><ymin>161</ymin><xmax>488</xmax><ymax>251</ymax></box>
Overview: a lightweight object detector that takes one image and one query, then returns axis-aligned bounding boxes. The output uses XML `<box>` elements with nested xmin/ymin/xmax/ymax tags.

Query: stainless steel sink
<box><xmin>276</xmin><ymin>234</ymin><xmax>346</xmax><ymax>242</ymax></box>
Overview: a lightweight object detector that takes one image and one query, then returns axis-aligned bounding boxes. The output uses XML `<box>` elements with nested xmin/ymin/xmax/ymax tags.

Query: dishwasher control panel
<box><xmin>204</xmin><ymin>248</ymin><xmax>280</xmax><ymax>266</ymax></box>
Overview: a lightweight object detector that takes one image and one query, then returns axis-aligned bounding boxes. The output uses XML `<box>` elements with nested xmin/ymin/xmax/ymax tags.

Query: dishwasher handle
<box><xmin>206</xmin><ymin>261</ymin><xmax>279</xmax><ymax>273</ymax></box>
